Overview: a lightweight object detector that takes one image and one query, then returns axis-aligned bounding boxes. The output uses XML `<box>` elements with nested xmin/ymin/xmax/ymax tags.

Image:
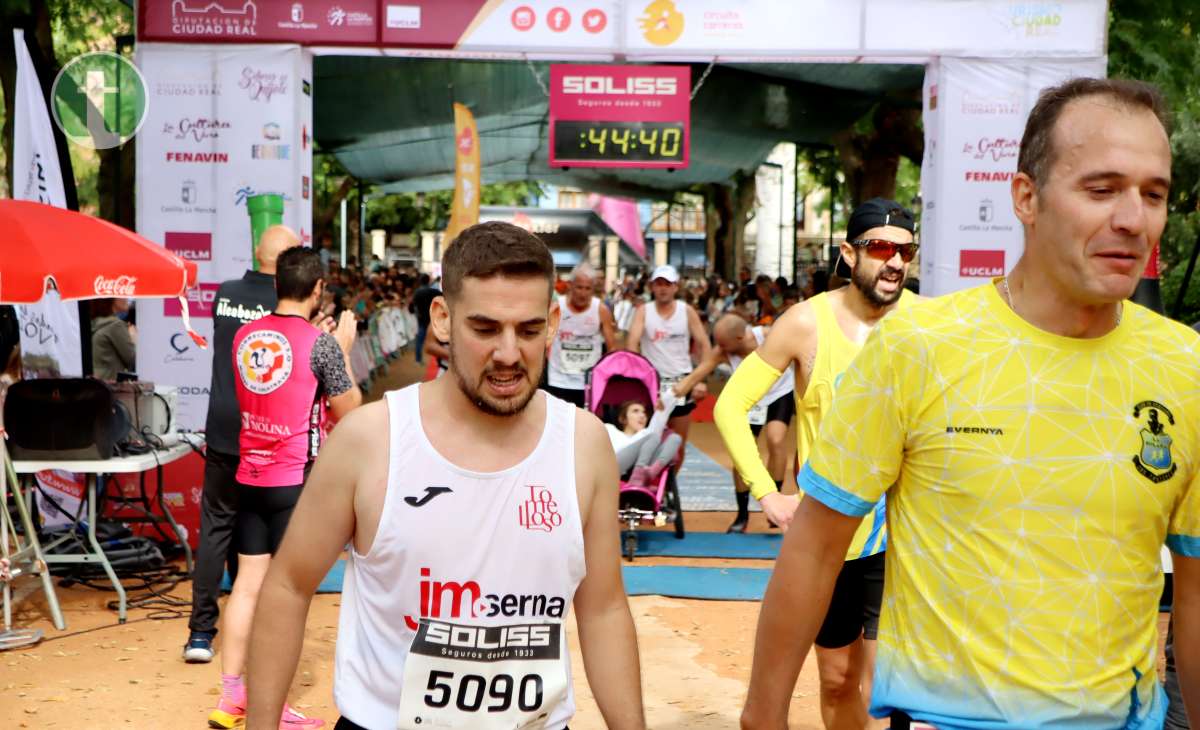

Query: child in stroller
<box><xmin>606</xmin><ymin>397</ymin><xmax>683</xmax><ymax>488</ymax></box>
<box><xmin>588</xmin><ymin>350</ymin><xmax>686</xmax><ymax>558</ymax></box>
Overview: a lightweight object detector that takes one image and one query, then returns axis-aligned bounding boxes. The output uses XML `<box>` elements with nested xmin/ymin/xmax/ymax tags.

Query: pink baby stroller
<box><xmin>587</xmin><ymin>350</ymin><xmax>685</xmax><ymax>561</ymax></box>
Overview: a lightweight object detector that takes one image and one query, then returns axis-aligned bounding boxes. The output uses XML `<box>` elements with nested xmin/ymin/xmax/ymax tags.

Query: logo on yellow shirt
<box><xmin>1133</xmin><ymin>401</ymin><xmax>1176</xmax><ymax>483</ymax></box>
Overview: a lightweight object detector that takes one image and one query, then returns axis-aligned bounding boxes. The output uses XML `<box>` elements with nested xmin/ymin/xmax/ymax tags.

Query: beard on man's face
<box><xmin>449</xmin><ymin>337</ymin><xmax>545</xmax><ymax>417</ymax></box>
<box><xmin>851</xmin><ymin>259</ymin><xmax>905</xmax><ymax>308</ymax></box>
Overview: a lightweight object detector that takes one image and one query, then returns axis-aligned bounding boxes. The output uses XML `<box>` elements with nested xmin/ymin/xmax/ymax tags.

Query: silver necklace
<box><xmin>1001</xmin><ymin>277</ymin><xmax>1122</xmax><ymax>326</ymax></box>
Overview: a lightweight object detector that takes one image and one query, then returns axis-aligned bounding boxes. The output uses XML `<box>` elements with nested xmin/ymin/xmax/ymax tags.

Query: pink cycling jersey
<box><xmin>232</xmin><ymin>314</ymin><xmax>327</xmax><ymax>487</ymax></box>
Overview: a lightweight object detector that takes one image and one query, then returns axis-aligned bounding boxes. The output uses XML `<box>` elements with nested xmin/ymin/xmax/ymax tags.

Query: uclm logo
<box><xmin>561</xmin><ymin>75</ymin><xmax>677</xmax><ymax>96</ymax></box>
<box><xmin>960</xmin><ymin>250</ymin><xmax>1005</xmax><ymax>277</ymax></box>
<box><xmin>164</xmin><ymin>231</ymin><xmax>212</xmax><ymax>261</ymax></box>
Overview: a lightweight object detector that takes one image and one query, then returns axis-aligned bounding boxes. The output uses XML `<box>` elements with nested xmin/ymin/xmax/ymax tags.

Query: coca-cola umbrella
<box><xmin>0</xmin><ymin>199</ymin><xmax>206</xmax><ymax>347</ymax></box>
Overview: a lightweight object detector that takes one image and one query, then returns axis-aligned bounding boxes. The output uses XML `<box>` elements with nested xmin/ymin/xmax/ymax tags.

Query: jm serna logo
<box><xmin>52</xmin><ymin>52</ymin><xmax>148</xmax><ymax>150</ymax></box>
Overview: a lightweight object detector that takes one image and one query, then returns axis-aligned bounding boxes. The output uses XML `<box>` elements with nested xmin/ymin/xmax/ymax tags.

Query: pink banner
<box><xmin>549</xmin><ymin>64</ymin><xmax>690</xmax><ymax>169</ymax></box>
<box><xmin>589</xmin><ymin>194</ymin><xmax>645</xmax><ymax>258</ymax></box>
<box><xmin>140</xmin><ymin>0</ymin><xmax>379</xmax><ymax>44</ymax></box>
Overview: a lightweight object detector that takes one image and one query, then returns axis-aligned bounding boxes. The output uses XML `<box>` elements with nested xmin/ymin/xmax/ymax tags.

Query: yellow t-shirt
<box><xmin>795</xmin><ymin>290</ymin><xmax>914</xmax><ymax>561</ymax></box>
<box><xmin>798</xmin><ymin>281</ymin><xmax>1200</xmax><ymax>728</ymax></box>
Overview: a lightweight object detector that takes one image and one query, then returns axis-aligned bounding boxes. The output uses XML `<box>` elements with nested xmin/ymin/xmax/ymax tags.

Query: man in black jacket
<box><xmin>183</xmin><ymin>225</ymin><xmax>299</xmax><ymax>663</ymax></box>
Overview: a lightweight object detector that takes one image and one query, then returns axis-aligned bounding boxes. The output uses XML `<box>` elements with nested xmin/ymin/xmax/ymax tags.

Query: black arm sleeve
<box><xmin>309</xmin><ymin>333</ymin><xmax>354</xmax><ymax>397</ymax></box>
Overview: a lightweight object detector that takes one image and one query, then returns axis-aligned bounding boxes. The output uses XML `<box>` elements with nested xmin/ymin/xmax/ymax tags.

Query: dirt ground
<box><xmin>0</xmin><ymin>352</ymin><xmax>1172</xmax><ymax>728</ymax></box>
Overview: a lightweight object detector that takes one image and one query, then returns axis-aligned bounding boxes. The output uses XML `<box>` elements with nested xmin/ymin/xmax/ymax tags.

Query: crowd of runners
<box><xmin>179</xmin><ymin>77</ymin><xmax>1196</xmax><ymax>730</ymax></box>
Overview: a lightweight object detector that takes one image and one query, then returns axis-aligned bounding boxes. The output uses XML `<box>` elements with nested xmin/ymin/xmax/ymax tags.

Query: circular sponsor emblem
<box><xmin>236</xmin><ymin>330</ymin><xmax>294</xmax><ymax>395</ymax></box>
<box><xmin>51</xmin><ymin>52</ymin><xmax>148</xmax><ymax>150</ymax></box>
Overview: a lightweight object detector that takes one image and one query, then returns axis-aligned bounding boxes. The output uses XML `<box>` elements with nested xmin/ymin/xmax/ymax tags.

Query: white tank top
<box><xmin>548</xmin><ymin>296</ymin><xmax>603</xmax><ymax>390</ymax></box>
<box><xmin>334</xmin><ymin>386</ymin><xmax>586</xmax><ymax>730</ymax></box>
<box><xmin>729</xmin><ymin>326</ymin><xmax>795</xmax><ymax>409</ymax></box>
<box><xmin>640</xmin><ymin>301</ymin><xmax>692</xmax><ymax>380</ymax></box>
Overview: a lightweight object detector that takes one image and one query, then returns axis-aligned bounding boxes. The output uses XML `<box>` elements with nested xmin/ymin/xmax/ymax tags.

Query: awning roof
<box><xmin>314</xmin><ymin>58</ymin><xmax>924</xmax><ymax>197</ymax></box>
<box><xmin>478</xmin><ymin>206</ymin><xmax>646</xmax><ymax>267</ymax></box>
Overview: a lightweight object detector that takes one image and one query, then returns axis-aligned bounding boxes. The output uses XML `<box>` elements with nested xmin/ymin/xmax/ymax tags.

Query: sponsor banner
<box><xmin>136</xmin><ymin>1</ymin><xmax>1103</xmax><ymax>59</ymax></box>
<box><xmin>548</xmin><ymin>63</ymin><xmax>689</xmax><ymax>169</ymax></box>
<box><xmin>139</xmin><ymin>0</ymin><xmax>378</xmax><ymax>44</ymax></box>
<box><xmin>442</xmin><ymin>102</ymin><xmax>481</xmax><ymax>244</ymax></box>
<box><xmin>430</xmin><ymin>0</ymin><xmax>619</xmax><ymax>52</ymax></box>
<box><xmin>137</xmin><ymin>43</ymin><xmax>311</xmax><ymax>428</ymax></box>
<box><xmin>621</xmin><ymin>0</ymin><xmax>1103</xmax><ymax>58</ymax></box>
<box><xmin>919</xmin><ymin>56</ymin><xmax>1106</xmax><ymax>295</ymax></box>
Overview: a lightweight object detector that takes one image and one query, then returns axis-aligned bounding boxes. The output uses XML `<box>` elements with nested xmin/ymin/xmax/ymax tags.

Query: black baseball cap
<box><xmin>833</xmin><ymin>198</ymin><xmax>916</xmax><ymax>278</ymax></box>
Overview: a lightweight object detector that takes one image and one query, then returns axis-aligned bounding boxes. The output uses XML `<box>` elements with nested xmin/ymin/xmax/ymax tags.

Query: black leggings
<box><xmin>234</xmin><ymin>484</ymin><xmax>303</xmax><ymax>556</ymax></box>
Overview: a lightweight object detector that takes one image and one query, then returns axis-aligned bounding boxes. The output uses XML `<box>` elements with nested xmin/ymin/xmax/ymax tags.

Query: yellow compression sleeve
<box><xmin>714</xmin><ymin>351</ymin><xmax>782</xmax><ymax>501</ymax></box>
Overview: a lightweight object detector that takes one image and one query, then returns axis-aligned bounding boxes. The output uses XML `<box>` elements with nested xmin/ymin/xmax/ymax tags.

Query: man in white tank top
<box><xmin>671</xmin><ymin>313</ymin><xmax>796</xmax><ymax>533</ymax></box>
<box><xmin>544</xmin><ymin>262</ymin><xmax>617</xmax><ymax>408</ymax></box>
<box><xmin>244</xmin><ymin>222</ymin><xmax>646</xmax><ymax>730</ymax></box>
<box><xmin>625</xmin><ymin>264</ymin><xmax>712</xmax><ymax>465</ymax></box>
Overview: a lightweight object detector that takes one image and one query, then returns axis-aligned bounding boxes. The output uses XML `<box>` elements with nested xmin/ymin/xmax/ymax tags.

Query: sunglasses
<box><xmin>849</xmin><ymin>239</ymin><xmax>919</xmax><ymax>263</ymax></box>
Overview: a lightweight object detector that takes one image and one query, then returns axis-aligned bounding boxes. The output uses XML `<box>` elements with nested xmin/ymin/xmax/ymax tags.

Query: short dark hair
<box><xmin>441</xmin><ymin>221</ymin><xmax>555</xmax><ymax>302</ymax></box>
<box><xmin>1018</xmin><ymin>77</ymin><xmax>1170</xmax><ymax>188</ymax></box>
<box><xmin>275</xmin><ymin>247</ymin><xmax>324</xmax><ymax>301</ymax></box>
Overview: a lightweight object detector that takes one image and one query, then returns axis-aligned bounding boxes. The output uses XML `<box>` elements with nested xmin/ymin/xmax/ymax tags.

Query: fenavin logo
<box><xmin>52</xmin><ymin>52</ymin><xmax>148</xmax><ymax>149</ymax></box>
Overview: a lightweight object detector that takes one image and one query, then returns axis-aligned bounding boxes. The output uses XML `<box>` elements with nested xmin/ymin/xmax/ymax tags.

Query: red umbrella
<box><xmin>0</xmin><ymin>199</ymin><xmax>206</xmax><ymax>347</ymax></box>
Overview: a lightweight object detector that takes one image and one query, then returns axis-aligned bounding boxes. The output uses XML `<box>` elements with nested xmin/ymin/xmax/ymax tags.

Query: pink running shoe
<box><xmin>279</xmin><ymin>705</ymin><xmax>325</xmax><ymax>729</ymax></box>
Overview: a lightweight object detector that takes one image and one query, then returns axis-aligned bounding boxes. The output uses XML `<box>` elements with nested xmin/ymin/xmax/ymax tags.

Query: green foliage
<box><xmin>795</xmin><ymin>146</ymin><xmax>849</xmax><ymax>230</ymax></box>
<box><xmin>316</xmin><ymin>151</ymin><xmax>545</xmax><ymax>236</ymax></box>
<box><xmin>1109</xmin><ymin>0</ymin><xmax>1200</xmax><ymax>322</ymax></box>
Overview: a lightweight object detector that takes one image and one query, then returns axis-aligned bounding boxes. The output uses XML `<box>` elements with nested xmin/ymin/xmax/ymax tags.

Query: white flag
<box><xmin>13</xmin><ymin>28</ymin><xmax>82</xmax><ymax>378</ymax></box>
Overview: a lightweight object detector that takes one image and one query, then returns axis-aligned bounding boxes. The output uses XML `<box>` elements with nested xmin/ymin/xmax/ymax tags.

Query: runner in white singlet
<box><xmin>244</xmin><ymin>222</ymin><xmax>645</xmax><ymax>730</ymax></box>
<box><xmin>625</xmin><ymin>264</ymin><xmax>711</xmax><ymax>467</ymax></box>
<box><xmin>545</xmin><ymin>263</ymin><xmax>617</xmax><ymax>408</ymax></box>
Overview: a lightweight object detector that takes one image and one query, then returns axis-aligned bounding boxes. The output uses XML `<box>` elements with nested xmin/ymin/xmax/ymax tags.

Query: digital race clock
<box><xmin>548</xmin><ymin>65</ymin><xmax>690</xmax><ymax>170</ymax></box>
<box><xmin>552</xmin><ymin>121</ymin><xmax>686</xmax><ymax>164</ymax></box>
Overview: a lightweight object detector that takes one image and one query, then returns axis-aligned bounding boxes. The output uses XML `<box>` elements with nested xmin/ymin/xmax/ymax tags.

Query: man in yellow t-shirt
<box><xmin>716</xmin><ymin>197</ymin><xmax>919</xmax><ymax>728</ymax></box>
<box><xmin>742</xmin><ymin>78</ymin><xmax>1200</xmax><ymax>730</ymax></box>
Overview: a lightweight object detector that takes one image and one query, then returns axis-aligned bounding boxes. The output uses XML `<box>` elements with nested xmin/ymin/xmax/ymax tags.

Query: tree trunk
<box><xmin>315</xmin><ymin>175</ymin><xmax>356</xmax><ymax>232</ymax></box>
<box><xmin>708</xmin><ymin>183</ymin><xmax>735</xmax><ymax>280</ymax></box>
<box><xmin>2</xmin><ymin>0</ymin><xmax>78</xmax><ymax>209</ymax></box>
<box><xmin>832</xmin><ymin>101</ymin><xmax>923</xmax><ymax>208</ymax></box>
<box><xmin>733</xmin><ymin>171</ymin><xmax>756</xmax><ymax>278</ymax></box>
<box><xmin>97</xmin><ymin>140</ymin><xmax>135</xmax><ymax>228</ymax></box>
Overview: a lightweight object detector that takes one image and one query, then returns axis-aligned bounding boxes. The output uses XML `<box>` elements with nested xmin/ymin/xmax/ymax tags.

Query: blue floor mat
<box><xmin>622</xmin><ymin>565</ymin><xmax>772</xmax><ymax>601</ymax></box>
<box><xmin>622</xmin><ymin>530</ymin><xmax>782</xmax><ymax>559</ymax></box>
<box><xmin>222</xmin><ymin>560</ymin><xmax>345</xmax><ymax>594</ymax></box>
<box><xmin>676</xmin><ymin>443</ymin><xmax>760</xmax><ymax>512</ymax></box>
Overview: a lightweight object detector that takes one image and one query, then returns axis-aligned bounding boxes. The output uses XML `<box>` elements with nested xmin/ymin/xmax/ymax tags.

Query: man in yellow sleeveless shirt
<box><xmin>716</xmin><ymin>198</ymin><xmax>919</xmax><ymax>728</ymax></box>
<box><xmin>742</xmin><ymin>79</ymin><xmax>1199</xmax><ymax>730</ymax></box>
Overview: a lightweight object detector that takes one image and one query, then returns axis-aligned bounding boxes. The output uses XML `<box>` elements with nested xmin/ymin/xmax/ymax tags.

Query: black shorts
<box><xmin>814</xmin><ymin>551</ymin><xmax>885</xmax><ymax>649</ymax></box>
<box><xmin>749</xmin><ymin>392</ymin><xmax>795</xmax><ymax>437</ymax></box>
<box><xmin>543</xmin><ymin>384</ymin><xmax>586</xmax><ymax>409</ymax></box>
<box><xmin>235</xmin><ymin>484</ymin><xmax>303</xmax><ymax>556</ymax></box>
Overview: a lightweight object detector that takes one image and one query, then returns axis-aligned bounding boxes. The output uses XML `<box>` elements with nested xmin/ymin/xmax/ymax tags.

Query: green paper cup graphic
<box><xmin>247</xmin><ymin>194</ymin><xmax>285</xmax><ymax>270</ymax></box>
